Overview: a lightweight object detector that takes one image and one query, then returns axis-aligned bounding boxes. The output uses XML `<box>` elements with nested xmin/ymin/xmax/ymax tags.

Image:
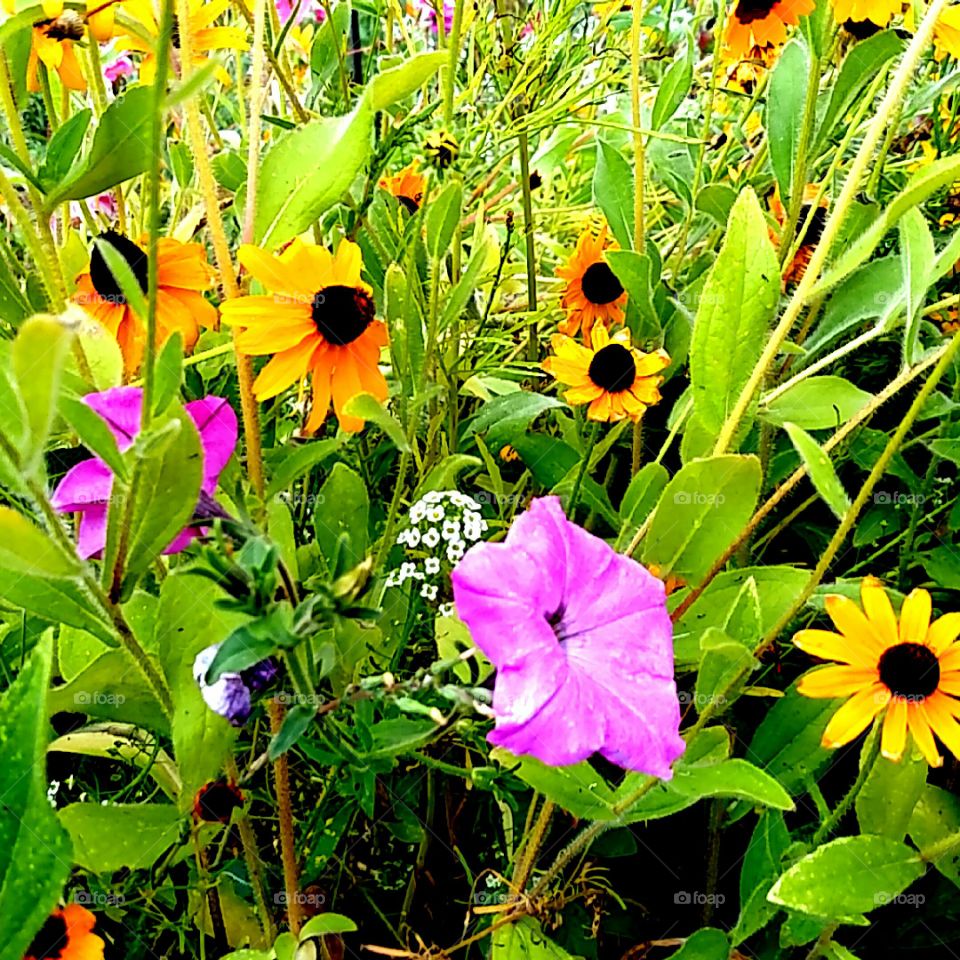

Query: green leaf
<box><xmin>38</xmin><ymin>108</ymin><xmax>92</xmax><ymax>190</ymax></box>
<box><xmin>766</xmin><ymin>39</ymin><xmax>810</xmax><ymax>205</ymax></box>
<box><xmin>93</xmin><ymin>233</ymin><xmax>148</xmax><ymax>320</ymax></box>
<box><xmin>0</xmin><ymin>635</ymin><xmax>73</xmax><ymax>960</ymax></box>
<box><xmin>370</xmin><ymin>51</ymin><xmax>446</xmax><ymax>109</ymax></box>
<box><xmin>313</xmin><ymin>463</ymin><xmax>369</xmax><ymax>571</ymax></box>
<box><xmin>13</xmin><ymin>314</ymin><xmax>72</xmax><ymax>473</ymax></box>
<box><xmin>909</xmin><ymin>784</ymin><xmax>960</xmax><ymax>888</ymax></box>
<box><xmin>784</xmin><ymin>422</ymin><xmax>851</xmax><ymax>519</ymax></box>
<box><xmin>816</xmin><ymin>30</ymin><xmax>903</xmax><ymax>148</ymax></box>
<box><xmin>606</xmin><ymin>249</ymin><xmax>661</xmax><ymax>340</ymax></box>
<box><xmin>856</xmin><ymin>749</ymin><xmax>927</xmax><ymax>841</ymax></box>
<box><xmin>206</xmin><ymin>608</ymin><xmax>294</xmax><ymax>682</ymax></box>
<box><xmin>899</xmin><ymin>207</ymin><xmax>935</xmax><ymax>364</ymax></box>
<box><xmin>615</xmin><ymin>461</ymin><xmax>669</xmax><ymax>550</ymax></box>
<box><xmin>59</xmin><ymin>802</ymin><xmax>182</xmax><ymax>873</ymax></box>
<box><xmin>342</xmin><ymin>392</ymin><xmax>410</xmax><ymax>451</ymax></box>
<box><xmin>0</xmin><ymin>506</ymin><xmax>78</xmax><ymax>577</ymax></box>
<box><xmin>761</xmin><ymin>376</ymin><xmax>873</xmax><ymax>429</ymax></box>
<box><xmin>265</xmin><ymin>437</ymin><xmax>340</xmax><ymax>498</ymax></box>
<box><xmin>642</xmin><ymin>454</ymin><xmax>761</xmax><ymax>582</ymax></box>
<box><xmin>45</xmin><ymin>86</ymin><xmax>153</xmax><ymax>206</ymax></box>
<box><xmin>652</xmin><ymin>41</ymin><xmax>693</xmax><ymax>130</ymax></box>
<box><xmin>59</xmin><ymin>393</ymin><xmax>126</xmax><ymax>478</ymax></box>
<box><xmin>491</xmin><ymin>917</ymin><xmax>580</xmax><ymax>958</ymax></box>
<box><xmin>695</xmin><ymin>183</ymin><xmax>737</xmax><ymax>226</ymax></box>
<box><xmin>255</xmin><ymin>94</ymin><xmax>374</xmax><ymax>247</ymax></box>
<box><xmin>299</xmin><ymin>914</ymin><xmax>358</xmax><ymax>938</ymax></box>
<box><xmin>664</xmin><ymin>929</ymin><xmax>730</xmax><ymax>960</ymax></box>
<box><xmin>695</xmin><ymin>627</ymin><xmax>757</xmax><ymax>712</ymax></box>
<box><xmin>440</xmin><ymin>229</ymin><xmax>494</xmax><ymax>328</ymax></box>
<box><xmin>768</xmin><ymin>836</ymin><xmax>924</xmax><ymax>921</ymax></box>
<box><xmin>425</xmin><ymin>180</ymin><xmax>463</xmax><ymax>261</ymax></box>
<box><xmin>268</xmin><ymin>704</ymin><xmax>316</xmax><ymax>760</ymax></box>
<box><xmin>464</xmin><ymin>392</ymin><xmax>566</xmax><ymax>452</ymax></box>
<box><xmin>733</xmin><ymin>811</ymin><xmax>790</xmax><ymax>944</ymax></box>
<box><xmin>814</xmin><ymin>152</ymin><xmax>960</xmax><ymax>294</ymax></box>
<box><xmin>689</xmin><ymin>187</ymin><xmax>779</xmax><ymax>437</ymax></box>
<box><xmin>152</xmin><ymin>331</ymin><xmax>184</xmax><ymax>416</ymax></box>
<box><xmin>593</xmin><ymin>139</ymin><xmax>634</xmax><ymax>249</ymax></box>
<box><xmin>157</xmin><ymin>573</ymin><xmax>249</xmax><ymax>807</ymax></box>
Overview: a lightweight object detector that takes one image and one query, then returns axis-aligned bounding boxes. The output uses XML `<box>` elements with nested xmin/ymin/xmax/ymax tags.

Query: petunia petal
<box><xmin>76</xmin><ymin>504</ymin><xmax>109</xmax><ymax>560</ymax></box>
<box><xmin>185</xmin><ymin>396</ymin><xmax>238</xmax><ymax>494</ymax></box>
<box><xmin>84</xmin><ymin>385</ymin><xmax>143</xmax><ymax>450</ymax></box>
<box><xmin>50</xmin><ymin>458</ymin><xmax>114</xmax><ymax>511</ymax></box>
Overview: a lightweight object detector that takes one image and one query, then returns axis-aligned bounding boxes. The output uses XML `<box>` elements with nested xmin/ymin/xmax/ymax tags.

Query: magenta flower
<box><xmin>51</xmin><ymin>387</ymin><xmax>237</xmax><ymax>559</ymax></box>
<box><xmin>410</xmin><ymin>0</ymin><xmax>454</xmax><ymax>33</ymax></box>
<box><xmin>451</xmin><ymin>497</ymin><xmax>685</xmax><ymax>778</ymax></box>
<box><xmin>103</xmin><ymin>54</ymin><xmax>134</xmax><ymax>83</ymax></box>
<box><xmin>275</xmin><ymin>0</ymin><xmax>326</xmax><ymax>21</ymax></box>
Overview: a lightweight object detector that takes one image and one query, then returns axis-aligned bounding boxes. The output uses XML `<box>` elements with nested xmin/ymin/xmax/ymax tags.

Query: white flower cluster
<box><xmin>385</xmin><ymin>490</ymin><xmax>488</xmax><ymax>605</ymax></box>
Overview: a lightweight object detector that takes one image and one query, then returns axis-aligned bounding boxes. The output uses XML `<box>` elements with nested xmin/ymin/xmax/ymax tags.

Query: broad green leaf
<box><xmin>642</xmin><ymin>454</ymin><xmax>761</xmax><ymax>582</ymax></box>
<box><xmin>255</xmin><ymin>94</ymin><xmax>374</xmax><ymax>247</ymax></box>
<box><xmin>767</xmin><ymin>39</ymin><xmax>810</xmax><ymax>205</ymax></box>
<box><xmin>38</xmin><ymin>108</ymin><xmax>91</xmax><ymax>190</ymax></box>
<box><xmin>425</xmin><ymin>180</ymin><xmax>462</xmax><ymax>261</ymax></box>
<box><xmin>464</xmin><ymin>392</ymin><xmax>566</xmax><ymax>452</ymax></box>
<box><xmin>0</xmin><ymin>636</ymin><xmax>73</xmax><ymax>960</ymax></box>
<box><xmin>313</xmin><ymin>463</ymin><xmax>369</xmax><ymax>571</ymax></box>
<box><xmin>768</xmin><ymin>836</ymin><xmax>924</xmax><ymax>921</ymax></box>
<box><xmin>206</xmin><ymin>608</ymin><xmax>295</xmax><ymax>682</ymax></box>
<box><xmin>606</xmin><ymin>249</ymin><xmax>661</xmax><ymax>340</ymax></box>
<box><xmin>695</xmin><ymin>627</ymin><xmax>757</xmax><ymax>712</ymax></box>
<box><xmin>265</xmin><ymin>437</ymin><xmax>340</xmax><ymax>498</ymax></box>
<box><xmin>899</xmin><ymin>207</ymin><xmax>935</xmax><ymax>364</ymax></box>
<box><xmin>370</xmin><ymin>51</ymin><xmax>446</xmax><ymax>110</ymax></box>
<box><xmin>908</xmin><ymin>784</ymin><xmax>960</xmax><ymax>888</ymax></box>
<box><xmin>157</xmin><ymin>573</ymin><xmax>249</xmax><ymax>807</ymax></box>
<box><xmin>652</xmin><ymin>40</ymin><xmax>693</xmax><ymax>130</ymax></box>
<box><xmin>695</xmin><ymin>183</ymin><xmax>737</xmax><ymax>225</ymax></box>
<box><xmin>342</xmin><ymin>392</ymin><xmax>410</xmax><ymax>451</ymax></box>
<box><xmin>734</xmin><ymin>811</ymin><xmax>790</xmax><ymax>944</ymax></box>
<box><xmin>299</xmin><ymin>914</ymin><xmax>358</xmax><ymax>938</ymax></box>
<box><xmin>268</xmin><ymin>703</ymin><xmax>316</xmax><ymax>760</ymax></box>
<box><xmin>784</xmin><ymin>422</ymin><xmax>850</xmax><ymax>519</ymax></box>
<box><xmin>45</xmin><ymin>86</ymin><xmax>153</xmax><ymax>206</ymax></box>
<box><xmin>59</xmin><ymin>802</ymin><xmax>182</xmax><ymax>873</ymax></box>
<box><xmin>816</xmin><ymin>30</ymin><xmax>903</xmax><ymax>148</ymax></box>
<box><xmin>365</xmin><ymin>718</ymin><xmax>438</xmax><ymax>759</ymax></box>
<box><xmin>664</xmin><ymin>929</ymin><xmax>730</xmax><ymax>960</ymax></box>
<box><xmin>856</xmin><ymin>749</ymin><xmax>927</xmax><ymax>841</ymax></box>
<box><xmin>593</xmin><ymin>139</ymin><xmax>634</xmax><ymax>249</ymax></box>
<box><xmin>13</xmin><ymin>314</ymin><xmax>72</xmax><ymax>472</ymax></box>
<box><xmin>689</xmin><ymin>187</ymin><xmax>779</xmax><ymax>437</ymax></box>
<box><xmin>510</xmin><ymin>432</ymin><xmax>579</xmax><ymax>488</ymax></box>
<box><xmin>491</xmin><ymin>917</ymin><xmax>579</xmax><ymax>958</ymax></box>
<box><xmin>615</xmin><ymin>461</ymin><xmax>669</xmax><ymax>550</ymax></box>
<box><xmin>761</xmin><ymin>376</ymin><xmax>872</xmax><ymax>430</ymax></box>
<box><xmin>152</xmin><ymin>331</ymin><xmax>184</xmax><ymax>416</ymax></box>
<box><xmin>0</xmin><ymin>507</ymin><xmax>78</xmax><ymax>576</ymax></box>
<box><xmin>815</xmin><ymin>152</ymin><xmax>960</xmax><ymax>294</ymax></box>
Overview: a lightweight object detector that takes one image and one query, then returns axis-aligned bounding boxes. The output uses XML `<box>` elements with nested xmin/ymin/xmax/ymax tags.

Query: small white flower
<box><xmin>441</xmin><ymin>519</ymin><xmax>461</xmax><ymax>540</ymax></box>
<box><xmin>446</xmin><ymin>542</ymin><xmax>465</xmax><ymax>562</ymax></box>
<box><xmin>423</xmin><ymin>528</ymin><xmax>441</xmax><ymax>548</ymax></box>
<box><xmin>421</xmin><ymin>583</ymin><xmax>438</xmax><ymax>601</ymax></box>
<box><xmin>425</xmin><ymin>557</ymin><xmax>441</xmax><ymax>575</ymax></box>
<box><xmin>427</xmin><ymin>505</ymin><xmax>445</xmax><ymax>523</ymax></box>
<box><xmin>385</xmin><ymin>570</ymin><xmax>401</xmax><ymax>587</ymax></box>
<box><xmin>405</xmin><ymin>527</ymin><xmax>421</xmax><ymax>548</ymax></box>
<box><xmin>410</xmin><ymin>503</ymin><xmax>426</xmax><ymax>522</ymax></box>
<box><xmin>438</xmin><ymin>601</ymin><xmax>455</xmax><ymax>618</ymax></box>
<box><xmin>400</xmin><ymin>562</ymin><xmax>417</xmax><ymax>580</ymax></box>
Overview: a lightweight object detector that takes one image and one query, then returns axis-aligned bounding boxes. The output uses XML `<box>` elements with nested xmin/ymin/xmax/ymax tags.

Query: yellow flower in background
<box><xmin>934</xmin><ymin>4</ymin><xmax>960</xmax><ymax>60</ymax></box>
<box><xmin>831</xmin><ymin>0</ymin><xmax>903</xmax><ymax>27</ymax></box>
<box><xmin>555</xmin><ymin>223</ymin><xmax>627</xmax><ymax>340</ymax></box>
<box><xmin>219</xmin><ymin>238</ymin><xmax>389</xmax><ymax>434</ymax></box>
<box><xmin>722</xmin><ymin>0</ymin><xmax>814</xmax><ymax>64</ymax></box>
<box><xmin>119</xmin><ymin>0</ymin><xmax>248</xmax><ymax>85</ymax></box>
<box><xmin>543</xmin><ymin>326</ymin><xmax>669</xmax><ymax>423</ymax></box>
<box><xmin>794</xmin><ymin>577</ymin><xmax>960</xmax><ymax>767</ymax></box>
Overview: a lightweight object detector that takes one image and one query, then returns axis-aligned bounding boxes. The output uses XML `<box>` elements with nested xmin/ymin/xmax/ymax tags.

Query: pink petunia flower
<box><xmin>409</xmin><ymin>0</ymin><xmax>454</xmax><ymax>33</ymax></box>
<box><xmin>103</xmin><ymin>54</ymin><xmax>134</xmax><ymax>83</ymax></box>
<box><xmin>275</xmin><ymin>0</ymin><xmax>326</xmax><ymax>22</ymax></box>
<box><xmin>51</xmin><ymin>386</ymin><xmax>237</xmax><ymax>559</ymax></box>
<box><xmin>452</xmin><ymin>496</ymin><xmax>685</xmax><ymax>778</ymax></box>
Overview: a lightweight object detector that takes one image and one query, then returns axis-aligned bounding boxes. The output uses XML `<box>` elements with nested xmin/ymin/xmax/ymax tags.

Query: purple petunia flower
<box><xmin>451</xmin><ymin>497</ymin><xmax>685</xmax><ymax>778</ymax></box>
<box><xmin>193</xmin><ymin>644</ymin><xmax>279</xmax><ymax>727</ymax></box>
<box><xmin>51</xmin><ymin>386</ymin><xmax>237</xmax><ymax>559</ymax></box>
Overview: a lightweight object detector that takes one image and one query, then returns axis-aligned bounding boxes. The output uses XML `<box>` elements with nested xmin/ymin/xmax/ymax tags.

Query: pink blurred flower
<box><xmin>452</xmin><ymin>497</ymin><xmax>685</xmax><ymax>777</ymax></box>
<box><xmin>275</xmin><ymin>0</ymin><xmax>326</xmax><ymax>22</ymax></box>
<box><xmin>51</xmin><ymin>387</ymin><xmax>237</xmax><ymax>559</ymax></box>
<box><xmin>103</xmin><ymin>54</ymin><xmax>134</xmax><ymax>83</ymax></box>
<box><xmin>409</xmin><ymin>0</ymin><xmax>454</xmax><ymax>33</ymax></box>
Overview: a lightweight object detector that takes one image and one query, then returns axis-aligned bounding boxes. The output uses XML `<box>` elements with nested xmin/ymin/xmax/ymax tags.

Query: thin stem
<box><xmin>512</xmin><ymin>800</ymin><xmax>555</xmax><ymax>891</ymax></box>
<box><xmin>630</xmin><ymin>0</ymin><xmax>645</xmax><ymax>252</ymax></box>
<box><xmin>518</xmin><ymin>132</ymin><xmax>539</xmax><ymax>362</ymax></box>
<box><xmin>269</xmin><ymin>698</ymin><xmax>303</xmax><ymax>935</ymax></box>
<box><xmin>812</xmin><ymin>728</ymin><xmax>880</xmax><ymax>845</ymax></box>
<box><xmin>568</xmin><ymin>420</ymin><xmax>600</xmax><ymax>516</ymax></box>
<box><xmin>442</xmin><ymin>0</ymin><xmax>463</xmax><ymax>126</ymax></box>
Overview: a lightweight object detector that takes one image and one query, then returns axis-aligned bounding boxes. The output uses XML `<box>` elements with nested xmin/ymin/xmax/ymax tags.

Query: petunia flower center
<box><xmin>878</xmin><ymin>642</ymin><xmax>940</xmax><ymax>700</ymax></box>
<box><xmin>547</xmin><ymin>604</ymin><xmax>568</xmax><ymax>643</ymax></box>
<box><xmin>25</xmin><ymin>913</ymin><xmax>69</xmax><ymax>960</ymax></box>
<box><xmin>588</xmin><ymin>343</ymin><xmax>636</xmax><ymax>393</ymax></box>
<box><xmin>311</xmin><ymin>284</ymin><xmax>376</xmax><ymax>346</ymax></box>
<box><xmin>580</xmin><ymin>261</ymin><xmax>624</xmax><ymax>305</ymax></box>
<box><xmin>89</xmin><ymin>230</ymin><xmax>149</xmax><ymax>304</ymax></box>
<box><xmin>734</xmin><ymin>0</ymin><xmax>779</xmax><ymax>23</ymax></box>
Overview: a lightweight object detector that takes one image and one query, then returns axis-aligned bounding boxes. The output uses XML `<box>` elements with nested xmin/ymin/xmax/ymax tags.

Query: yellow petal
<box><xmin>920</xmin><ymin>692</ymin><xmax>960</xmax><ymax>762</ymax></box>
<box><xmin>860</xmin><ymin>576</ymin><xmax>899</xmax><ymax>648</ymax></box>
<box><xmin>825</xmin><ymin>594</ymin><xmax>884</xmax><ymax>655</ymax></box>
<box><xmin>926</xmin><ymin>612</ymin><xmax>960</xmax><ymax>654</ymax></box>
<box><xmin>821</xmin><ymin>684</ymin><xmax>889</xmax><ymax>749</ymax></box>
<box><xmin>907</xmin><ymin>701</ymin><xmax>943</xmax><ymax>767</ymax></box>
<box><xmin>899</xmin><ymin>588</ymin><xmax>932</xmax><ymax>645</ymax></box>
<box><xmin>793</xmin><ymin>628</ymin><xmax>877</xmax><ymax>668</ymax></box>
<box><xmin>238</xmin><ymin>243</ymin><xmax>314</xmax><ymax>297</ymax></box>
<box><xmin>881</xmin><ymin>697</ymin><xmax>908</xmax><ymax>761</ymax></box>
<box><xmin>796</xmin><ymin>665</ymin><xmax>878</xmax><ymax>699</ymax></box>
<box><xmin>252</xmin><ymin>338</ymin><xmax>317</xmax><ymax>400</ymax></box>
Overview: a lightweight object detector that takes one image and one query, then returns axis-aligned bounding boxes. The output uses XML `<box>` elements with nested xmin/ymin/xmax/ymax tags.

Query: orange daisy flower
<box><xmin>555</xmin><ymin>224</ymin><xmax>627</xmax><ymax>340</ymax></box>
<box><xmin>24</xmin><ymin>903</ymin><xmax>105</xmax><ymax>960</ymax></box>
<box><xmin>73</xmin><ymin>231</ymin><xmax>218</xmax><ymax>375</ymax></box>
<box><xmin>543</xmin><ymin>325</ymin><xmax>669</xmax><ymax>423</ymax></box>
<box><xmin>795</xmin><ymin>577</ymin><xmax>960</xmax><ymax>767</ymax></box>
<box><xmin>379</xmin><ymin>161</ymin><xmax>427</xmax><ymax>214</ymax></box>
<box><xmin>723</xmin><ymin>0</ymin><xmax>815</xmax><ymax>63</ymax></box>
<box><xmin>219</xmin><ymin>238</ymin><xmax>388</xmax><ymax>434</ymax></box>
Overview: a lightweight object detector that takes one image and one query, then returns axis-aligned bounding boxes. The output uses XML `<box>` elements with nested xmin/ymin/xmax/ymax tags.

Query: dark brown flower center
<box><xmin>588</xmin><ymin>343</ymin><xmax>636</xmax><ymax>393</ymax></box>
<box><xmin>797</xmin><ymin>204</ymin><xmax>827</xmax><ymax>249</ymax></box>
<box><xmin>194</xmin><ymin>780</ymin><xmax>244</xmax><ymax>823</ymax></box>
<box><xmin>26</xmin><ymin>913</ymin><xmax>69</xmax><ymax>960</ymax></box>
<box><xmin>580</xmin><ymin>261</ymin><xmax>624</xmax><ymax>305</ymax></box>
<box><xmin>843</xmin><ymin>17</ymin><xmax>881</xmax><ymax>39</ymax></box>
<box><xmin>734</xmin><ymin>0</ymin><xmax>779</xmax><ymax>24</ymax></box>
<box><xmin>878</xmin><ymin>642</ymin><xmax>940</xmax><ymax>700</ymax></box>
<box><xmin>397</xmin><ymin>194</ymin><xmax>420</xmax><ymax>214</ymax></box>
<box><xmin>311</xmin><ymin>285</ymin><xmax>376</xmax><ymax>346</ymax></box>
<box><xmin>40</xmin><ymin>11</ymin><xmax>84</xmax><ymax>41</ymax></box>
<box><xmin>89</xmin><ymin>230</ymin><xmax>148</xmax><ymax>303</ymax></box>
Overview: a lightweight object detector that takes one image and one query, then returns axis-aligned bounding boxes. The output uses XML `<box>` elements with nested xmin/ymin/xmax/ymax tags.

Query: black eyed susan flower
<box><xmin>555</xmin><ymin>224</ymin><xmax>628</xmax><ymax>340</ymax></box>
<box><xmin>934</xmin><ymin>5</ymin><xmax>960</xmax><ymax>61</ymax></box>
<box><xmin>24</xmin><ymin>904</ymin><xmax>105</xmax><ymax>960</ymax></box>
<box><xmin>543</xmin><ymin>326</ymin><xmax>669</xmax><ymax>423</ymax></box>
<box><xmin>219</xmin><ymin>238</ymin><xmax>389</xmax><ymax>434</ymax></box>
<box><xmin>379</xmin><ymin>161</ymin><xmax>427</xmax><ymax>213</ymax></box>
<box><xmin>423</xmin><ymin>130</ymin><xmax>459</xmax><ymax>170</ymax></box>
<box><xmin>831</xmin><ymin>0</ymin><xmax>903</xmax><ymax>28</ymax></box>
<box><xmin>193</xmin><ymin>779</ymin><xmax>245</xmax><ymax>823</ymax></box>
<box><xmin>72</xmin><ymin>231</ymin><xmax>218</xmax><ymax>375</ymax></box>
<box><xmin>25</xmin><ymin>4</ymin><xmax>86</xmax><ymax>92</ymax></box>
<box><xmin>794</xmin><ymin>576</ymin><xmax>960</xmax><ymax>767</ymax></box>
<box><xmin>723</xmin><ymin>0</ymin><xmax>814</xmax><ymax>64</ymax></box>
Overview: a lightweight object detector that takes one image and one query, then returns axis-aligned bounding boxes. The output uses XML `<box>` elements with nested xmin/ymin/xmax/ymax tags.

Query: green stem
<box><xmin>518</xmin><ymin>131</ymin><xmax>538</xmax><ymax>362</ymax></box>
<box><xmin>812</xmin><ymin>728</ymin><xmax>880</xmax><ymax>845</ymax></box>
<box><xmin>442</xmin><ymin>0</ymin><xmax>463</xmax><ymax>126</ymax></box>
<box><xmin>568</xmin><ymin>420</ymin><xmax>600</xmax><ymax>516</ymax></box>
